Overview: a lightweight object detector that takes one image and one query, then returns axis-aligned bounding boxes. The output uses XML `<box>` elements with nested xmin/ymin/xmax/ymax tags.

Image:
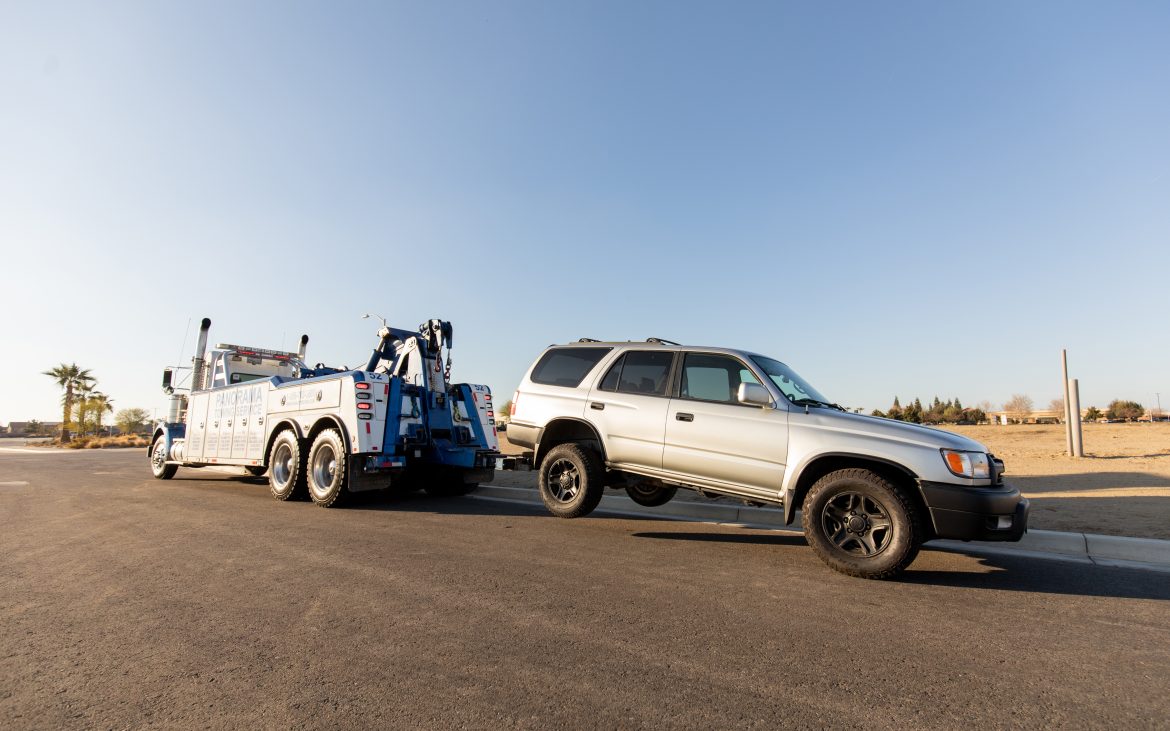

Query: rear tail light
<box><xmin>510</xmin><ymin>392</ymin><xmax>518</xmax><ymax>416</ymax></box>
<box><xmin>355</xmin><ymin>382</ymin><xmax>370</xmax><ymax>390</ymax></box>
<box><xmin>357</xmin><ymin>402</ymin><xmax>372</xmax><ymax>411</ymax></box>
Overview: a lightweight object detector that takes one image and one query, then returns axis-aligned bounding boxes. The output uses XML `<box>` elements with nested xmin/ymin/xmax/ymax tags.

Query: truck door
<box><xmin>186</xmin><ymin>392</ymin><xmax>210</xmax><ymax>461</ymax></box>
<box><xmin>585</xmin><ymin>351</ymin><xmax>674</xmax><ymax>469</ymax></box>
<box><xmin>662</xmin><ymin>352</ymin><xmax>788</xmax><ymax>494</ymax></box>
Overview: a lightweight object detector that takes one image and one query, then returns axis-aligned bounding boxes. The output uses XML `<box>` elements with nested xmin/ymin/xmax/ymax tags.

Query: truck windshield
<box><xmin>750</xmin><ymin>356</ymin><xmax>831</xmax><ymax>405</ymax></box>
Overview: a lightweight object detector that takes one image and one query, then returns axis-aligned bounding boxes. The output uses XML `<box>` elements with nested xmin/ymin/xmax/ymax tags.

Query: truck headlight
<box><xmin>941</xmin><ymin>449</ymin><xmax>991</xmax><ymax>479</ymax></box>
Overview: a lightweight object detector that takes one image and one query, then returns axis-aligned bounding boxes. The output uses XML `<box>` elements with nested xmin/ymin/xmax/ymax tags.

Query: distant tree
<box><xmin>904</xmin><ymin>398</ymin><xmax>923</xmax><ymax>424</ymax></box>
<box><xmin>886</xmin><ymin>397</ymin><xmax>903</xmax><ymax>421</ymax></box>
<box><xmin>966</xmin><ymin>407</ymin><xmax>987</xmax><ymax>424</ymax></box>
<box><xmin>923</xmin><ymin>396</ymin><xmax>944</xmax><ymax>424</ymax></box>
<box><xmin>25</xmin><ymin>419</ymin><xmax>43</xmax><ymax>436</ymax></box>
<box><xmin>42</xmin><ymin>363</ymin><xmax>94</xmax><ymax>442</ymax></box>
<box><xmin>1106</xmin><ymin>400</ymin><xmax>1144</xmax><ymax>422</ymax></box>
<box><xmin>942</xmin><ymin>405</ymin><xmax>962</xmax><ymax>423</ymax></box>
<box><xmin>1003</xmin><ymin>394</ymin><xmax>1034</xmax><ymax>423</ymax></box>
<box><xmin>953</xmin><ymin>397</ymin><xmax>963</xmax><ymax>412</ymax></box>
<box><xmin>1083</xmin><ymin>406</ymin><xmax>1103</xmax><ymax>422</ymax></box>
<box><xmin>115</xmin><ymin>408</ymin><xmax>151</xmax><ymax>434</ymax></box>
<box><xmin>870</xmin><ymin>409</ymin><xmax>887</xmax><ymax>418</ymax></box>
<box><xmin>88</xmin><ymin>392</ymin><xmax>113</xmax><ymax>434</ymax></box>
<box><xmin>1049</xmin><ymin>398</ymin><xmax>1065</xmax><ymax>422</ymax></box>
<box><xmin>498</xmin><ymin>400</ymin><xmax>513</xmax><ymax>421</ymax></box>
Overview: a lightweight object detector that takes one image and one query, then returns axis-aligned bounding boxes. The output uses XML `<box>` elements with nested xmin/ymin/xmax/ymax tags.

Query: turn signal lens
<box><xmin>357</xmin><ymin>402</ymin><xmax>372</xmax><ymax>410</ymax></box>
<box><xmin>355</xmin><ymin>382</ymin><xmax>370</xmax><ymax>390</ymax></box>
<box><xmin>941</xmin><ymin>449</ymin><xmax>990</xmax><ymax>479</ymax></box>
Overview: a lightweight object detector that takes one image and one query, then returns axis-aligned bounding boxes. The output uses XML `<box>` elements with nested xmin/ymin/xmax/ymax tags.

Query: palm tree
<box><xmin>90</xmin><ymin>392</ymin><xmax>114</xmax><ymax>436</ymax></box>
<box><xmin>42</xmin><ymin>363</ymin><xmax>94</xmax><ymax>442</ymax></box>
<box><xmin>74</xmin><ymin>383</ymin><xmax>94</xmax><ymax>437</ymax></box>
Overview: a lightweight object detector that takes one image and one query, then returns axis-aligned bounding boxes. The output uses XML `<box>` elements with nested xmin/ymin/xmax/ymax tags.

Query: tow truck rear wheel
<box><xmin>149</xmin><ymin>434</ymin><xmax>177</xmax><ymax>480</ymax></box>
<box><xmin>268</xmin><ymin>430</ymin><xmax>308</xmax><ymax>501</ymax></box>
<box><xmin>307</xmin><ymin>429</ymin><xmax>348</xmax><ymax>508</ymax></box>
<box><xmin>538</xmin><ymin>443</ymin><xmax>604</xmax><ymax>518</ymax></box>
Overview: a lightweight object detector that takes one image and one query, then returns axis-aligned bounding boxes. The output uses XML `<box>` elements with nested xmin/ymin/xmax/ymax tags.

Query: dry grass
<box><xmin>38</xmin><ymin>434</ymin><xmax>152</xmax><ymax>449</ymax></box>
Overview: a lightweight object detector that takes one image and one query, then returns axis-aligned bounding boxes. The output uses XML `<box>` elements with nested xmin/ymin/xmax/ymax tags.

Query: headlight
<box><xmin>941</xmin><ymin>449</ymin><xmax>991</xmax><ymax>479</ymax></box>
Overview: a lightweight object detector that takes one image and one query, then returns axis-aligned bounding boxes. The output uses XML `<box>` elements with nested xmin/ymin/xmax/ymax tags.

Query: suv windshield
<box><xmin>750</xmin><ymin>355</ymin><xmax>831</xmax><ymax>405</ymax></box>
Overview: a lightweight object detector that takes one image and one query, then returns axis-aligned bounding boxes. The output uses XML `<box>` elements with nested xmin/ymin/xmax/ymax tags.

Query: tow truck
<box><xmin>150</xmin><ymin>317</ymin><xmax>499</xmax><ymax>507</ymax></box>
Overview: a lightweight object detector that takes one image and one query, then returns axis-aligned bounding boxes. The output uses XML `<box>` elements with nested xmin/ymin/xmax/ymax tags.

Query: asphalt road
<box><xmin>2</xmin><ymin>448</ymin><xmax>1169</xmax><ymax>729</ymax></box>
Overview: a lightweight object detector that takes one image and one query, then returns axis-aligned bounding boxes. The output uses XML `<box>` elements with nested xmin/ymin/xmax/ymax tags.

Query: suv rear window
<box><xmin>598</xmin><ymin>351</ymin><xmax>674</xmax><ymax>396</ymax></box>
<box><xmin>530</xmin><ymin>347</ymin><xmax>612</xmax><ymax>388</ymax></box>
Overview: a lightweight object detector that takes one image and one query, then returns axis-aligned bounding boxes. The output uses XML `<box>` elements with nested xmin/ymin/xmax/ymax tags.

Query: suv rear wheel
<box><xmin>538</xmin><ymin>443</ymin><xmax>604</xmax><ymax>518</ymax></box>
<box><xmin>802</xmin><ymin>468</ymin><xmax>922</xmax><ymax>579</ymax></box>
<box><xmin>625</xmin><ymin>482</ymin><xmax>677</xmax><ymax>507</ymax></box>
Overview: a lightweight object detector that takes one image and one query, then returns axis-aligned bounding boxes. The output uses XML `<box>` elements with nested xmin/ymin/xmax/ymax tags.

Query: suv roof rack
<box><xmin>577</xmin><ymin>338</ymin><xmax>601</xmax><ymax>343</ymax></box>
<box><xmin>646</xmin><ymin>337</ymin><xmax>680</xmax><ymax>345</ymax></box>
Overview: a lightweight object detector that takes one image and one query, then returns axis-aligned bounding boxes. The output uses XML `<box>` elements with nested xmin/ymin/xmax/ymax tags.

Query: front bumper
<box><xmin>919</xmin><ymin>480</ymin><xmax>1030</xmax><ymax>542</ymax></box>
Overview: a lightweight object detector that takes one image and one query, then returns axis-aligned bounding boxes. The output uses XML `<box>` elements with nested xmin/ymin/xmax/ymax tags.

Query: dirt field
<box><xmin>498</xmin><ymin>422</ymin><xmax>1170</xmax><ymax>540</ymax></box>
<box><xmin>943</xmin><ymin>423</ymin><xmax>1170</xmax><ymax>539</ymax></box>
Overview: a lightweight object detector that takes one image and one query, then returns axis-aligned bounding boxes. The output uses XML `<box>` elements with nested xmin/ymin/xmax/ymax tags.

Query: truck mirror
<box><xmin>738</xmin><ymin>383</ymin><xmax>771</xmax><ymax>407</ymax></box>
<box><xmin>162</xmin><ymin>368</ymin><xmax>174</xmax><ymax>395</ymax></box>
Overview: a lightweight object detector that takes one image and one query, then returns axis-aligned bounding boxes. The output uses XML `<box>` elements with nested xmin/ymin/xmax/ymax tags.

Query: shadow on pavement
<box><xmin>905</xmin><ymin>550</ymin><xmax>1170</xmax><ymax>600</ymax></box>
<box><xmin>632</xmin><ymin>528</ymin><xmax>1170</xmax><ymax>600</ymax></box>
<box><xmin>1012</xmin><ymin>472</ymin><xmax>1170</xmax><ymax>491</ymax></box>
<box><xmin>631</xmin><ymin>531</ymin><xmax>805</xmax><ymax>547</ymax></box>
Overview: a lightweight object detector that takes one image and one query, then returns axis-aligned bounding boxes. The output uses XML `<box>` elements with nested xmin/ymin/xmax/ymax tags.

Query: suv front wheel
<box><xmin>802</xmin><ymin>468</ymin><xmax>922</xmax><ymax>579</ymax></box>
<box><xmin>538</xmin><ymin>443</ymin><xmax>605</xmax><ymax>518</ymax></box>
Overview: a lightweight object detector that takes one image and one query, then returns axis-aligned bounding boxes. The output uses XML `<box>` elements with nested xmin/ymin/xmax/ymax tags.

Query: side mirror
<box><xmin>737</xmin><ymin>383</ymin><xmax>772</xmax><ymax>407</ymax></box>
<box><xmin>162</xmin><ymin>368</ymin><xmax>174</xmax><ymax>395</ymax></box>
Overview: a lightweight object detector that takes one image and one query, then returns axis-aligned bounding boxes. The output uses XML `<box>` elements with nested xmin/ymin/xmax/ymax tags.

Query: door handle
<box><xmin>676</xmin><ymin>412</ymin><xmax>694</xmax><ymax>422</ymax></box>
<box><xmin>590</xmin><ymin>402</ymin><xmax>605</xmax><ymax>411</ymax></box>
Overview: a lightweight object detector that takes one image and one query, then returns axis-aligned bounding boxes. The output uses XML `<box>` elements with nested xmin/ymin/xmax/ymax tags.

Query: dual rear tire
<box><xmin>268</xmin><ymin>429</ymin><xmax>348</xmax><ymax>507</ymax></box>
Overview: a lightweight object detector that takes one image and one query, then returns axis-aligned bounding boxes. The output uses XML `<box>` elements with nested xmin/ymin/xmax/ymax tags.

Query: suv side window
<box><xmin>598</xmin><ymin>351</ymin><xmax>673</xmax><ymax>396</ymax></box>
<box><xmin>680</xmin><ymin>353</ymin><xmax>760</xmax><ymax>404</ymax></box>
<box><xmin>530</xmin><ymin>347</ymin><xmax>613</xmax><ymax>388</ymax></box>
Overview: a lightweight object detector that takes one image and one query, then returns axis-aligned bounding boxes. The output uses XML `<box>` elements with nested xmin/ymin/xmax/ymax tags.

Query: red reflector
<box><xmin>357</xmin><ymin>403</ymin><xmax>372</xmax><ymax>410</ymax></box>
<box><xmin>365</xmin><ymin>423</ymin><xmax>371</xmax><ymax>433</ymax></box>
<box><xmin>384</xmin><ymin>385</ymin><xmax>389</xmax><ymax>395</ymax></box>
<box><xmin>487</xmin><ymin>411</ymin><xmax>494</xmax><ymax>417</ymax></box>
<box><xmin>356</xmin><ymin>382</ymin><xmax>370</xmax><ymax>390</ymax></box>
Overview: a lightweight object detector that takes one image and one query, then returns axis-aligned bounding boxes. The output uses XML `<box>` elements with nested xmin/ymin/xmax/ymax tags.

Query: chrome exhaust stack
<box><xmin>191</xmin><ymin>318</ymin><xmax>212</xmax><ymax>391</ymax></box>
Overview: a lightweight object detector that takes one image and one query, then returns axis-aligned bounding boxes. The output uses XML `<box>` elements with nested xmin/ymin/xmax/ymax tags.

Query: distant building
<box><xmin>3</xmin><ymin>421</ymin><xmax>62</xmax><ymax>436</ymax></box>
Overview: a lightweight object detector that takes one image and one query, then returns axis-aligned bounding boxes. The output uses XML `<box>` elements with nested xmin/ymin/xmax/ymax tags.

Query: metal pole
<box><xmin>1061</xmin><ymin>350</ymin><xmax>1073</xmax><ymax>455</ymax></box>
<box><xmin>1069</xmin><ymin>378</ymin><xmax>1084</xmax><ymax>457</ymax></box>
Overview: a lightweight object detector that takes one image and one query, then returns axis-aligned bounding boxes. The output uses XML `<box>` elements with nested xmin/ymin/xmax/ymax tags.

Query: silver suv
<box><xmin>507</xmin><ymin>339</ymin><xmax>1029</xmax><ymax>579</ymax></box>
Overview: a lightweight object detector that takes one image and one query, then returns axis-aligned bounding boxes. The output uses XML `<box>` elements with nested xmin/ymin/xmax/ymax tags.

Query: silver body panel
<box><xmin>511</xmin><ymin>341</ymin><xmax>995</xmax><ymax>506</ymax></box>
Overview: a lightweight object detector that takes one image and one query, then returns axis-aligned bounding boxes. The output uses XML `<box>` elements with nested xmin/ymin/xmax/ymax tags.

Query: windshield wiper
<box><xmin>791</xmin><ymin>398</ymin><xmax>847</xmax><ymax>412</ymax></box>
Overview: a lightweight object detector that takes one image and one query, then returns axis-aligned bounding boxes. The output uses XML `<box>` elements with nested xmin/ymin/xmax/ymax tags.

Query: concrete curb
<box><xmin>473</xmin><ymin>484</ymin><xmax>1170</xmax><ymax>573</ymax></box>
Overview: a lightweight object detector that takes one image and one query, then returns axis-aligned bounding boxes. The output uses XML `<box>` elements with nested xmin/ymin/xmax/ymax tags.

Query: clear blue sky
<box><xmin>2</xmin><ymin>1</ymin><xmax>1168</xmax><ymax>424</ymax></box>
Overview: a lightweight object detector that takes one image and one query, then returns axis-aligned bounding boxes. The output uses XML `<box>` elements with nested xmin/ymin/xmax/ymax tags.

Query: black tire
<box><xmin>268</xmin><ymin>430</ymin><xmax>308</xmax><ymax>501</ymax></box>
<box><xmin>538</xmin><ymin>443</ymin><xmax>605</xmax><ymax>518</ymax></box>
<box><xmin>306</xmin><ymin>429</ymin><xmax>348</xmax><ymax>508</ymax></box>
<box><xmin>149</xmin><ymin>434</ymin><xmax>177</xmax><ymax>480</ymax></box>
<box><xmin>802</xmin><ymin>468</ymin><xmax>923</xmax><ymax>579</ymax></box>
<box><xmin>625</xmin><ymin>482</ymin><xmax>677</xmax><ymax>507</ymax></box>
<box><xmin>244</xmin><ymin>465</ymin><xmax>267</xmax><ymax>477</ymax></box>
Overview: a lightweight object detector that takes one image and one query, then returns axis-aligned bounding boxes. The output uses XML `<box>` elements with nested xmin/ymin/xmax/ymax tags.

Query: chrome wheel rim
<box><xmin>272</xmin><ymin>443</ymin><xmax>293</xmax><ymax>490</ymax></box>
<box><xmin>546</xmin><ymin>458</ymin><xmax>580</xmax><ymax>502</ymax></box>
<box><xmin>821</xmin><ymin>491</ymin><xmax>893</xmax><ymax>557</ymax></box>
<box><xmin>310</xmin><ymin>443</ymin><xmax>337</xmax><ymax>498</ymax></box>
<box><xmin>151</xmin><ymin>439</ymin><xmax>167</xmax><ymax>474</ymax></box>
